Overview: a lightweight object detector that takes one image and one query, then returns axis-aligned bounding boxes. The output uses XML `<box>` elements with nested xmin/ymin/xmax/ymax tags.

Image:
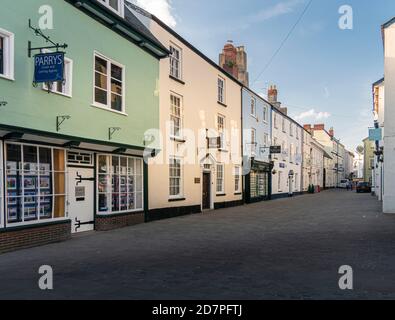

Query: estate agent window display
<box><xmin>4</xmin><ymin>143</ymin><xmax>67</xmax><ymax>226</ymax></box>
<box><xmin>0</xmin><ymin>141</ymin><xmax>3</xmax><ymax>228</ymax></box>
<box><xmin>97</xmin><ymin>155</ymin><xmax>143</xmax><ymax>215</ymax></box>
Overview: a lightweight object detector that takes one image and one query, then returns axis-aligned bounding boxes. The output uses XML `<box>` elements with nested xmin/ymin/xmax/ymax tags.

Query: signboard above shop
<box><xmin>369</xmin><ymin>128</ymin><xmax>382</xmax><ymax>142</ymax></box>
<box><xmin>34</xmin><ymin>52</ymin><xmax>65</xmax><ymax>84</ymax></box>
<box><xmin>270</xmin><ymin>146</ymin><xmax>282</xmax><ymax>154</ymax></box>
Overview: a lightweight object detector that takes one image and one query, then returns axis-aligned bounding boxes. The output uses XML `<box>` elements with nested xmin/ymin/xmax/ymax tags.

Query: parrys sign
<box><xmin>34</xmin><ymin>52</ymin><xmax>64</xmax><ymax>83</ymax></box>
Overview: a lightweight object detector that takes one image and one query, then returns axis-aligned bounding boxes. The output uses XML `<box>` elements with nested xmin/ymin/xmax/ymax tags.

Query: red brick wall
<box><xmin>95</xmin><ymin>212</ymin><xmax>144</xmax><ymax>231</ymax></box>
<box><xmin>0</xmin><ymin>220</ymin><xmax>71</xmax><ymax>254</ymax></box>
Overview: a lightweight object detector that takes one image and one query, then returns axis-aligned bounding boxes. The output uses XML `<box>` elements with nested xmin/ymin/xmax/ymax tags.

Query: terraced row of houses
<box><xmin>0</xmin><ymin>0</ymin><xmax>353</xmax><ymax>253</ymax></box>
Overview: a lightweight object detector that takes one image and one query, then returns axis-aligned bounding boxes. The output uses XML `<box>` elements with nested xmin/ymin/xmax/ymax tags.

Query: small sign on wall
<box><xmin>75</xmin><ymin>186</ymin><xmax>85</xmax><ymax>201</ymax></box>
<box><xmin>195</xmin><ymin>178</ymin><xmax>201</xmax><ymax>184</ymax></box>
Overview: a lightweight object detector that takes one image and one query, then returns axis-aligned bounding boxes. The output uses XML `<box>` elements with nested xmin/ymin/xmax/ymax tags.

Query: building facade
<box><xmin>0</xmin><ymin>0</ymin><xmax>168</xmax><ymax>252</ymax></box>
<box><xmin>302</xmin><ymin>130</ymin><xmax>327</xmax><ymax>192</ymax></box>
<box><xmin>128</xmin><ymin>3</ymin><xmax>243</xmax><ymax>220</ymax></box>
<box><xmin>271</xmin><ymin>108</ymin><xmax>303</xmax><ymax>198</ymax></box>
<box><xmin>363</xmin><ymin>137</ymin><xmax>375</xmax><ymax>184</ymax></box>
<box><xmin>242</xmin><ymin>88</ymin><xmax>272</xmax><ymax>203</ymax></box>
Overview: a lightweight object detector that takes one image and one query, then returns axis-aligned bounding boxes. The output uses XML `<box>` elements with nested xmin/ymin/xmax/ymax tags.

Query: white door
<box><xmin>68</xmin><ymin>167</ymin><xmax>95</xmax><ymax>233</ymax></box>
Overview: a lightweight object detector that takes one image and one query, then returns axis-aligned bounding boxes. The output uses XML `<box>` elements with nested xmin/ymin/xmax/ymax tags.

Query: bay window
<box><xmin>0</xmin><ymin>28</ymin><xmax>14</xmax><ymax>80</ymax></box>
<box><xmin>216</xmin><ymin>164</ymin><xmax>225</xmax><ymax>194</ymax></box>
<box><xmin>97</xmin><ymin>155</ymin><xmax>143</xmax><ymax>214</ymax></box>
<box><xmin>169</xmin><ymin>157</ymin><xmax>182</xmax><ymax>198</ymax></box>
<box><xmin>5</xmin><ymin>143</ymin><xmax>66</xmax><ymax>226</ymax></box>
<box><xmin>234</xmin><ymin>166</ymin><xmax>241</xmax><ymax>193</ymax></box>
<box><xmin>94</xmin><ymin>53</ymin><xmax>125</xmax><ymax>113</ymax></box>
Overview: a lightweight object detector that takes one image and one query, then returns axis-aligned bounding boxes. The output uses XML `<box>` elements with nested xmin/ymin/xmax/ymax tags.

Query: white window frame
<box><xmin>216</xmin><ymin>163</ymin><xmax>225</xmax><ymax>195</ymax></box>
<box><xmin>93</xmin><ymin>51</ymin><xmax>126</xmax><ymax>115</ymax></box>
<box><xmin>98</xmin><ymin>0</ymin><xmax>125</xmax><ymax>17</ymax></box>
<box><xmin>4</xmin><ymin>142</ymin><xmax>68</xmax><ymax>228</ymax></box>
<box><xmin>42</xmin><ymin>53</ymin><xmax>73</xmax><ymax>98</ymax></box>
<box><xmin>274</xmin><ymin>114</ymin><xmax>278</xmax><ymax>129</ymax></box>
<box><xmin>263</xmin><ymin>106</ymin><xmax>268</xmax><ymax>123</ymax></box>
<box><xmin>169</xmin><ymin>43</ymin><xmax>182</xmax><ymax>80</ymax></box>
<box><xmin>251</xmin><ymin>97</ymin><xmax>256</xmax><ymax>117</ymax></box>
<box><xmin>170</xmin><ymin>93</ymin><xmax>183</xmax><ymax>139</ymax></box>
<box><xmin>263</xmin><ymin>133</ymin><xmax>269</xmax><ymax>147</ymax></box>
<box><xmin>282</xmin><ymin>118</ymin><xmax>286</xmax><ymax>133</ymax></box>
<box><xmin>169</xmin><ymin>156</ymin><xmax>183</xmax><ymax>199</ymax></box>
<box><xmin>0</xmin><ymin>28</ymin><xmax>15</xmax><ymax>81</ymax></box>
<box><xmin>290</xmin><ymin>123</ymin><xmax>293</xmax><ymax>136</ymax></box>
<box><xmin>217</xmin><ymin>114</ymin><xmax>226</xmax><ymax>150</ymax></box>
<box><xmin>234</xmin><ymin>166</ymin><xmax>242</xmax><ymax>193</ymax></box>
<box><xmin>218</xmin><ymin>76</ymin><xmax>226</xmax><ymax>104</ymax></box>
<box><xmin>96</xmin><ymin>154</ymin><xmax>144</xmax><ymax>215</ymax></box>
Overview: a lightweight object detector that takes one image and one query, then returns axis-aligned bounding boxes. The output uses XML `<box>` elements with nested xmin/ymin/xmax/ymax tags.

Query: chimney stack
<box><xmin>304</xmin><ymin>124</ymin><xmax>312</xmax><ymax>133</ymax></box>
<box><xmin>268</xmin><ymin>85</ymin><xmax>278</xmax><ymax>103</ymax></box>
<box><xmin>329</xmin><ymin>127</ymin><xmax>334</xmax><ymax>137</ymax></box>
<box><xmin>219</xmin><ymin>42</ymin><xmax>249</xmax><ymax>86</ymax></box>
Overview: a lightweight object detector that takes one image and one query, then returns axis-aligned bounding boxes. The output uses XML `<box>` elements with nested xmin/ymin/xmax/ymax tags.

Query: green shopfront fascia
<box><xmin>0</xmin><ymin>137</ymin><xmax>148</xmax><ymax>234</ymax></box>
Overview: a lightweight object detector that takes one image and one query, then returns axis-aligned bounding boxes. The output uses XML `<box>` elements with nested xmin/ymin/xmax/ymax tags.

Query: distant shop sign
<box><xmin>369</xmin><ymin>128</ymin><xmax>382</xmax><ymax>142</ymax></box>
<box><xmin>34</xmin><ymin>52</ymin><xmax>65</xmax><ymax>84</ymax></box>
<box><xmin>270</xmin><ymin>146</ymin><xmax>282</xmax><ymax>154</ymax></box>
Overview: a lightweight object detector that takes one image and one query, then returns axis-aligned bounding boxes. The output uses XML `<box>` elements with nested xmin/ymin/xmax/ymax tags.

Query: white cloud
<box><xmin>250</xmin><ymin>0</ymin><xmax>304</xmax><ymax>24</ymax></box>
<box><xmin>129</xmin><ymin>0</ymin><xmax>177</xmax><ymax>27</ymax></box>
<box><xmin>294</xmin><ymin>109</ymin><xmax>331</xmax><ymax>121</ymax></box>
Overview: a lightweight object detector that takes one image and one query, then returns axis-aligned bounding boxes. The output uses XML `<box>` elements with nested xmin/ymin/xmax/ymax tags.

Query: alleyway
<box><xmin>0</xmin><ymin>190</ymin><xmax>394</xmax><ymax>300</ymax></box>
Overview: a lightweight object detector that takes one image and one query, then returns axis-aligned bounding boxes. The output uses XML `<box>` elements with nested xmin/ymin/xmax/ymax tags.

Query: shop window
<box><xmin>97</xmin><ymin>155</ymin><xmax>143</xmax><ymax>214</ymax></box>
<box><xmin>5</xmin><ymin>143</ymin><xmax>66</xmax><ymax>226</ymax></box>
<box><xmin>0</xmin><ymin>141</ymin><xmax>3</xmax><ymax>227</ymax></box>
<box><xmin>234</xmin><ymin>166</ymin><xmax>241</xmax><ymax>193</ymax></box>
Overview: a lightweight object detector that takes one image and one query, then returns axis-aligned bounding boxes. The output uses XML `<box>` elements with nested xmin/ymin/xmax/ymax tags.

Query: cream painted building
<box><xmin>271</xmin><ymin>108</ymin><xmax>303</xmax><ymax>197</ymax></box>
<box><xmin>302</xmin><ymin>130</ymin><xmax>327</xmax><ymax>191</ymax></box>
<box><xmin>128</xmin><ymin>4</ymin><xmax>243</xmax><ymax>219</ymax></box>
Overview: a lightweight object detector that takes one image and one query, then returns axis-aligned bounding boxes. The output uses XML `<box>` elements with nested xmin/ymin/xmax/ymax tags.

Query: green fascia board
<box><xmin>65</xmin><ymin>0</ymin><xmax>169</xmax><ymax>59</ymax></box>
<box><xmin>0</xmin><ymin>124</ymin><xmax>160</xmax><ymax>154</ymax></box>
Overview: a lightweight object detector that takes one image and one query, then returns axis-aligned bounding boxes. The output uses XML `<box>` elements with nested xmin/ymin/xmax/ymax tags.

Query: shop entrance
<box><xmin>68</xmin><ymin>167</ymin><xmax>95</xmax><ymax>233</ymax></box>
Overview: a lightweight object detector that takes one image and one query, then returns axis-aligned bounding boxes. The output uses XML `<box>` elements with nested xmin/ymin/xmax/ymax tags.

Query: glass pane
<box><xmin>136</xmin><ymin>192</ymin><xmax>143</xmax><ymax>210</ymax></box>
<box><xmin>98</xmin><ymin>175</ymin><xmax>110</xmax><ymax>193</ymax></box>
<box><xmin>136</xmin><ymin>175</ymin><xmax>143</xmax><ymax>193</ymax></box>
<box><xmin>128</xmin><ymin>176</ymin><xmax>135</xmax><ymax>193</ymax></box>
<box><xmin>120</xmin><ymin>176</ymin><xmax>127</xmax><ymax>193</ymax></box>
<box><xmin>112</xmin><ymin>156</ymin><xmax>119</xmax><ymax>174</ymax></box>
<box><xmin>128</xmin><ymin>193</ymin><xmax>135</xmax><ymax>210</ymax></box>
<box><xmin>112</xmin><ymin>175</ymin><xmax>120</xmax><ymax>193</ymax></box>
<box><xmin>111</xmin><ymin>93</ymin><xmax>122</xmax><ymax>111</ymax></box>
<box><xmin>128</xmin><ymin>158</ymin><xmax>135</xmax><ymax>175</ymax></box>
<box><xmin>24</xmin><ymin>195</ymin><xmax>38</xmax><ymax>221</ymax></box>
<box><xmin>120</xmin><ymin>157</ymin><xmax>127</xmax><ymax>174</ymax></box>
<box><xmin>109</xmin><ymin>0</ymin><xmax>119</xmax><ymax>11</ymax></box>
<box><xmin>7</xmin><ymin>197</ymin><xmax>22</xmax><ymax>223</ymax></box>
<box><xmin>95</xmin><ymin>56</ymin><xmax>107</xmax><ymax>74</ymax></box>
<box><xmin>98</xmin><ymin>155</ymin><xmax>108</xmax><ymax>173</ymax></box>
<box><xmin>23</xmin><ymin>145</ymin><xmax>38</xmax><ymax>173</ymax></box>
<box><xmin>112</xmin><ymin>194</ymin><xmax>120</xmax><ymax>212</ymax></box>
<box><xmin>135</xmin><ymin>159</ymin><xmax>142</xmax><ymax>175</ymax></box>
<box><xmin>40</xmin><ymin>199</ymin><xmax>53</xmax><ymax>220</ymax></box>
<box><xmin>111</xmin><ymin>63</ymin><xmax>122</xmax><ymax>81</ymax></box>
<box><xmin>6</xmin><ymin>144</ymin><xmax>21</xmax><ymax>173</ymax></box>
<box><xmin>120</xmin><ymin>194</ymin><xmax>127</xmax><ymax>211</ymax></box>
<box><xmin>54</xmin><ymin>195</ymin><xmax>65</xmax><ymax>218</ymax></box>
<box><xmin>98</xmin><ymin>194</ymin><xmax>110</xmax><ymax>213</ymax></box>
<box><xmin>39</xmin><ymin>147</ymin><xmax>52</xmax><ymax>174</ymax></box>
<box><xmin>95</xmin><ymin>88</ymin><xmax>107</xmax><ymax>105</ymax></box>
<box><xmin>95</xmin><ymin>72</ymin><xmax>108</xmax><ymax>90</ymax></box>
<box><xmin>111</xmin><ymin>79</ymin><xmax>122</xmax><ymax>95</ymax></box>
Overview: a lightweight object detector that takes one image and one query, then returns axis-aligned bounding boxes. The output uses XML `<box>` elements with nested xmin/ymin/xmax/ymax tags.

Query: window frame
<box><xmin>169</xmin><ymin>156</ymin><xmax>183</xmax><ymax>199</ymax></box>
<box><xmin>218</xmin><ymin>76</ymin><xmax>226</xmax><ymax>104</ymax></box>
<box><xmin>170</xmin><ymin>93</ymin><xmax>183</xmax><ymax>139</ymax></box>
<box><xmin>92</xmin><ymin>51</ymin><xmax>126</xmax><ymax>115</ymax></box>
<box><xmin>216</xmin><ymin>163</ymin><xmax>225</xmax><ymax>195</ymax></box>
<box><xmin>96</xmin><ymin>154</ymin><xmax>144</xmax><ymax>215</ymax></box>
<box><xmin>42</xmin><ymin>54</ymin><xmax>73</xmax><ymax>98</ymax></box>
<box><xmin>0</xmin><ymin>27</ymin><xmax>15</xmax><ymax>81</ymax></box>
<box><xmin>250</xmin><ymin>96</ymin><xmax>256</xmax><ymax>117</ymax></box>
<box><xmin>234</xmin><ymin>165</ymin><xmax>241</xmax><ymax>193</ymax></box>
<box><xmin>4</xmin><ymin>142</ymin><xmax>68</xmax><ymax>228</ymax></box>
<box><xmin>169</xmin><ymin>43</ymin><xmax>182</xmax><ymax>80</ymax></box>
<box><xmin>217</xmin><ymin>114</ymin><xmax>226</xmax><ymax>150</ymax></box>
<box><xmin>263</xmin><ymin>105</ymin><xmax>268</xmax><ymax>123</ymax></box>
<box><xmin>98</xmin><ymin>0</ymin><xmax>124</xmax><ymax>17</ymax></box>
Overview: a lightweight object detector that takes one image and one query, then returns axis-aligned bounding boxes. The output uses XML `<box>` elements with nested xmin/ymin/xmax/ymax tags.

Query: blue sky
<box><xmin>135</xmin><ymin>0</ymin><xmax>395</xmax><ymax>152</ymax></box>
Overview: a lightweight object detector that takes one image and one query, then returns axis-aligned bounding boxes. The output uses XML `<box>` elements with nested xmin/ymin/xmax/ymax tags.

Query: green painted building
<box><xmin>0</xmin><ymin>0</ymin><xmax>168</xmax><ymax>252</ymax></box>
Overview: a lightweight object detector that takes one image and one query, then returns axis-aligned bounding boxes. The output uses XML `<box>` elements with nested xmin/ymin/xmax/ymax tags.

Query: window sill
<box><xmin>0</xmin><ymin>74</ymin><xmax>15</xmax><ymax>81</ymax></box>
<box><xmin>169</xmin><ymin>197</ymin><xmax>186</xmax><ymax>202</ymax></box>
<box><xmin>91</xmin><ymin>104</ymin><xmax>128</xmax><ymax>116</ymax></box>
<box><xmin>216</xmin><ymin>193</ymin><xmax>226</xmax><ymax>197</ymax></box>
<box><xmin>217</xmin><ymin>101</ymin><xmax>227</xmax><ymax>107</ymax></box>
<box><xmin>218</xmin><ymin>148</ymin><xmax>229</xmax><ymax>153</ymax></box>
<box><xmin>169</xmin><ymin>75</ymin><xmax>185</xmax><ymax>85</ymax></box>
<box><xmin>42</xmin><ymin>87</ymin><xmax>72</xmax><ymax>99</ymax></box>
<box><xmin>234</xmin><ymin>192</ymin><xmax>242</xmax><ymax>196</ymax></box>
<box><xmin>170</xmin><ymin>136</ymin><xmax>186</xmax><ymax>143</ymax></box>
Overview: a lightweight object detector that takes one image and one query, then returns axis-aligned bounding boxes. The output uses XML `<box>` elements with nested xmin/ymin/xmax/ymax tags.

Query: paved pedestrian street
<box><xmin>0</xmin><ymin>190</ymin><xmax>394</xmax><ymax>300</ymax></box>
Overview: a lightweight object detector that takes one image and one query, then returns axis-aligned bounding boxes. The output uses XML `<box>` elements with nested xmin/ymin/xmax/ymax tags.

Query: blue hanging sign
<box><xmin>33</xmin><ymin>52</ymin><xmax>65</xmax><ymax>83</ymax></box>
<box><xmin>369</xmin><ymin>128</ymin><xmax>382</xmax><ymax>142</ymax></box>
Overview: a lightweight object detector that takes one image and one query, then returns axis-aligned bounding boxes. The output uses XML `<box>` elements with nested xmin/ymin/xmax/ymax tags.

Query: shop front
<box><xmin>245</xmin><ymin>160</ymin><xmax>272</xmax><ymax>204</ymax></box>
<box><xmin>0</xmin><ymin>128</ymin><xmax>150</xmax><ymax>253</ymax></box>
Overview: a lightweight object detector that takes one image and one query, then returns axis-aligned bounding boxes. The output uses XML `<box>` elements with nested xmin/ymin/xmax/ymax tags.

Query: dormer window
<box><xmin>98</xmin><ymin>0</ymin><xmax>124</xmax><ymax>17</ymax></box>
